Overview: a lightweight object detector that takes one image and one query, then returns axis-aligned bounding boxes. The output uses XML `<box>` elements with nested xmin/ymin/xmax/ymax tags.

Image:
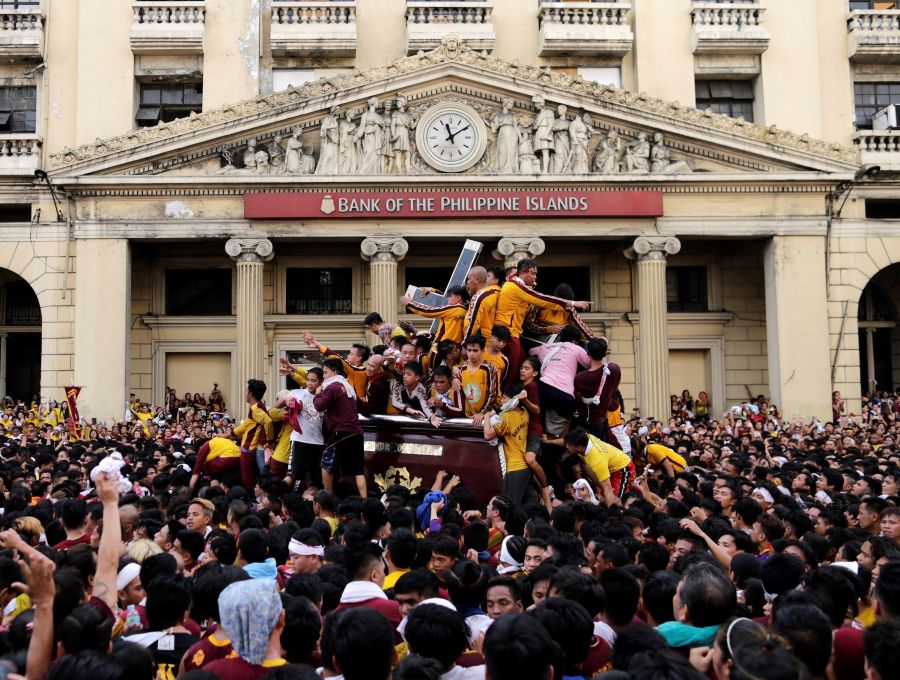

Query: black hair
<box><xmin>564</xmin><ymin>428</ymin><xmax>589</xmax><ymax>448</ymax></box>
<box><xmin>553</xmin><ymin>283</ymin><xmax>575</xmax><ymax>300</ymax></box>
<box><xmin>864</xmin><ymin>619</ymin><xmax>900</xmax><ymax>680</ymax></box>
<box><xmin>208</xmin><ymin>534</ymin><xmax>238</xmax><ymax>567</ymax></box>
<box><xmin>386</xmin><ymin>528</ymin><xmax>418</xmax><ymax>570</ymax></box>
<box><xmin>443</xmin><ymin>559</ymin><xmax>489</xmax><ymax>609</ymax></box>
<box><xmin>393</xmin><ymin>655</ymin><xmax>444</xmax><ymax>680</ymax></box>
<box><xmin>874</xmin><ymin>560</ymin><xmax>900</xmax><ymax>618</ymax></box>
<box><xmin>760</xmin><ymin>553</ymin><xmax>805</xmax><ymax>596</ymax></box>
<box><xmin>487</xmin><ymin>267</ymin><xmax>505</xmax><ymax>283</ymax></box>
<box><xmin>140</xmin><ymin>552</ymin><xmax>177</xmax><ymax>590</ymax></box>
<box><xmin>175</xmin><ymin>530</ymin><xmax>205</xmax><ymax>561</ymax></box>
<box><xmin>772</xmin><ymin>602</ymin><xmax>833</xmax><ymax>676</ymax></box>
<box><xmin>405</xmin><ymin>604</ymin><xmax>470</xmax><ymax>671</ymax></box>
<box><xmin>803</xmin><ymin>565</ymin><xmax>861</xmax><ymax>627</ymax></box>
<box><xmin>677</xmin><ymin>562</ymin><xmax>736</xmax><ymax>627</ymax></box>
<box><xmin>345</xmin><ymin>542</ymin><xmax>383</xmax><ymax>582</ymax></box>
<box><xmin>47</xmin><ymin>652</ymin><xmax>124</xmax><ymax>680</ymax></box>
<box><xmin>58</xmin><ymin>498</ymin><xmax>87</xmax><ymax>530</ymax></box>
<box><xmin>328</xmin><ymin>608</ymin><xmax>395</xmax><ymax>680</ymax></box>
<box><xmin>517</xmin><ymin>258</ymin><xmax>538</xmax><ymax>272</ymax></box>
<box><xmin>483</xmin><ymin>612</ymin><xmax>557</xmax><ymax>680</ymax></box>
<box><xmin>428</xmin><ymin>532</ymin><xmax>460</xmax><ymax>559</ymax></box>
<box><xmin>246</xmin><ymin>379</ymin><xmax>267</xmax><ymax>402</ymax></box>
<box><xmin>238</xmin><ymin>528</ymin><xmax>269</xmax><ymax>564</ymax></box>
<box><xmin>641</xmin><ymin>571</ymin><xmax>679</xmax><ymax>625</ymax></box>
<box><xmin>599</xmin><ymin>568</ymin><xmax>640</xmax><ymax>626</ymax></box>
<box><xmin>610</xmin><ymin>623</ymin><xmax>668</xmax><ymax>671</ymax></box>
<box><xmin>528</xmin><ymin>598</ymin><xmax>593</xmax><ymax>670</ymax></box>
<box><xmin>364</xmin><ymin>312</ymin><xmax>384</xmax><ymax>326</ymax></box>
<box><xmin>145</xmin><ymin>573</ymin><xmax>192</xmax><ymax>630</ymax></box>
<box><xmin>462</xmin><ymin>521</ymin><xmax>489</xmax><ymax>553</ymax></box>
<box><xmin>465</xmin><ymin>333</ymin><xmax>486</xmax><ymax>350</ymax></box>
<box><xmin>559</xmin><ymin>326</ymin><xmax>580</xmax><ymax>344</ymax></box>
<box><xmin>501</xmin><ymin>381</ymin><xmax>525</xmax><ymax>399</ymax></box>
<box><xmin>551</xmin><ymin>569</ymin><xmax>606</xmax><ymax>619</ymax></box>
<box><xmin>637</xmin><ymin>541</ymin><xmax>670</xmax><ymax>572</ymax></box>
<box><xmin>394</xmin><ymin>568</ymin><xmax>440</xmax><ymax>599</ymax></box>
<box><xmin>351</xmin><ymin>344</ymin><xmax>371</xmax><ymax>362</ymax></box>
<box><xmin>446</xmin><ymin>286</ymin><xmax>468</xmax><ymax>302</ymax></box>
<box><xmin>431</xmin><ymin>365</ymin><xmax>453</xmax><ymax>381</ymax></box>
<box><xmin>60</xmin><ymin>603</ymin><xmax>113</xmax><ymax>655</ymax></box>
<box><xmin>281</xmin><ymin>595</ymin><xmax>321</xmax><ymax>664</ymax></box>
<box><xmin>110</xmin><ymin>640</ymin><xmax>155</xmax><ymax>680</ymax></box>
<box><xmin>487</xmin><ymin>575</ymin><xmax>522</xmax><ymax>602</ymax></box>
<box><xmin>190</xmin><ymin>562</ymin><xmax>249</xmax><ymax>623</ymax></box>
<box><xmin>322</xmin><ymin>358</ymin><xmax>345</xmax><ymax>377</ymax></box>
<box><xmin>403</xmin><ymin>361</ymin><xmax>423</xmax><ymax>378</ymax></box>
<box><xmin>586</xmin><ymin>337</ymin><xmax>608</xmax><ymax>360</ymax></box>
<box><xmin>491</xmin><ymin>325</ymin><xmax>511</xmax><ymax>342</ymax></box>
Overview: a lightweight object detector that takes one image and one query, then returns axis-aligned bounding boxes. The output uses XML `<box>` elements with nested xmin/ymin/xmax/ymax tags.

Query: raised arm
<box><xmin>93</xmin><ymin>472</ymin><xmax>121</xmax><ymax>610</ymax></box>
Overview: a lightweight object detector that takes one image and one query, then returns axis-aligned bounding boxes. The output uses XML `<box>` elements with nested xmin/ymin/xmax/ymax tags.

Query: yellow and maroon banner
<box><xmin>64</xmin><ymin>386</ymin><xmax>81</xmax><ymax>439</ymax></box>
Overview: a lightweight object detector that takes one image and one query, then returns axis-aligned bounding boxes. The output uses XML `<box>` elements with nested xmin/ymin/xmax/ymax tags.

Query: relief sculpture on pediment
<box><xmin>215</xmin><ymin>92</ymin><xmax>694</xmax><ymax>178</ymax></box>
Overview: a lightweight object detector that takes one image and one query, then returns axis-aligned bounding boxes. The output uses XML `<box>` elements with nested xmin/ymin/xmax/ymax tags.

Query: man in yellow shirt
<box><xmin>302</xmin><ymin>330</ymin><xmax>369</xmax><ymax>397</ymax></box>
<box><xmin>463</xmin><ymin>266</ymin><xmax>502</xmax><ymax>342</ymax></box>
<box><xmin>483</xmin><ymin>325</ymin><xmax>511</xmax><ymax>388</ymax></box>
<box><xmin>400</xmin><ymin>286</ymin><xmax>468</xmax><ymax>345</ymax></box>
<box><xmin>495</xmin><ymin>258</ymin><xmax>591</xmax><ymax>383</ymax></box>
<box><xmin>452</xmin><ymin>334</ymin><xmax>498</xmax><ymax>425</ymax></box>
<box><xmin>564</xmin><ymin>428</ymin><xmax>635</xmax><ymax>506</ymax></box>
<box><xmin>189</xmin><ymin>436</ymin><xmax>242</xmax><ymax>492</ymax></box>
<box><xmin>484</xmin><ymin>383</ymin><xmax>532</xmax><ymax>506</ymax></box>
<box><xmin>265</xmin><ymin>405</ymin><xmax>294</xmax><ymax>480</ymax></box>
<box><xmin>633</xmin><ymin>440</ymin><xmax>687</xmax><ymax>478</ymax></box>
<box><xmin>232</xmin><ymin>379</ymin><xmax>274</xmax><ymax>489</ymax></box>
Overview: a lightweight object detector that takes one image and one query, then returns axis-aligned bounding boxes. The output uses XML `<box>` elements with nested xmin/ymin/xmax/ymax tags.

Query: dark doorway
<box><xmin>6</xmin><ymin>332</ymin><xmax>39</xmax><ymax>400</ymax></box>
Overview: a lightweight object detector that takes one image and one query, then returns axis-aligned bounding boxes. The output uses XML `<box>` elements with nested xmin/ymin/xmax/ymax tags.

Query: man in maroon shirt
<box><xmin>313</xmin><ymin>358</ymin><xmax>366</xmax><ymax>498</ymax></box>
<box><xmin>335</xmin><ymin>542</ymin><xmax>402</xmax><ymax>633</ymax></box>
<box><xmin>52</xmin><ymin>498</ymin><xmax>91</xmax><ymax>550</ymax></box>
<box><xmin>573</xmin><ymin>337</ymin><xmax>621</xmax><ymax>444</ymax></box>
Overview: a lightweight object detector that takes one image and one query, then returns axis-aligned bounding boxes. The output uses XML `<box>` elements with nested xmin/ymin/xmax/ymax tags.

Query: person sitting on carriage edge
<box><xmin>390</xmin><ymin>361</ymin><xmax>436</xmax><ymax>426</ymax></box>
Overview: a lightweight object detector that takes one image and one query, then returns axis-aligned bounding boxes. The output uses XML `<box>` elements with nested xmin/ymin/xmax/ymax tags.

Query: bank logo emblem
<box><xmin>320</xmin><ymin>194</ymin><xmax>336</xmax><ymax>215</ymax></box>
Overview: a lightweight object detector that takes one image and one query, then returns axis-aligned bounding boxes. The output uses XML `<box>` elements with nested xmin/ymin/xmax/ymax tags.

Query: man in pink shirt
<box><xmin>529</xmin><ymin>326</ymin><xmax>590</xmax><ymax>433</ymax></box>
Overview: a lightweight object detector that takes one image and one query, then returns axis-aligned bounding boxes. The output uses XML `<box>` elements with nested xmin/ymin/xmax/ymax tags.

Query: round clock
<box><xmin>415</xmin><ymin>102</ymin><xmax>488</xmax><ymax>173</ymax></box>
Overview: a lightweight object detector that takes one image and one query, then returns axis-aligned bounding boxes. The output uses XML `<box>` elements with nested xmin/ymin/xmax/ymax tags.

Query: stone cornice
<box><xmin>47</xmin><ymin>37</ymin><xmax>857</xmax><ymax>176</ymax></box>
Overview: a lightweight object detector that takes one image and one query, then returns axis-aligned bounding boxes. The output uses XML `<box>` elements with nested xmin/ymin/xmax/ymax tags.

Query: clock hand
<box><xmin>448</xmin><ymin>124</ymin><xmax>471</xmax><ymax>142</ymax></box>
<box><xmin>444</xmin><ymin>123</ymin><xmax>453</xmax><ymax>142</ymax></box>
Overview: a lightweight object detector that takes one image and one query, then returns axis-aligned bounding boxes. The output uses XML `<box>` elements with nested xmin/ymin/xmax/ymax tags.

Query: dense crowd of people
<box><xmin>2</xmin><ymin>257</ymin><xmax>900</xmax><ymax>679</ymax></box>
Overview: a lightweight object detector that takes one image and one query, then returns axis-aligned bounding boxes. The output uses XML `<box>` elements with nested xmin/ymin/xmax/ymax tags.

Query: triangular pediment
<box><xmin>48</xmin><ymin>36</ymin><xmax>858</xmax><ymax>180</ymax></box>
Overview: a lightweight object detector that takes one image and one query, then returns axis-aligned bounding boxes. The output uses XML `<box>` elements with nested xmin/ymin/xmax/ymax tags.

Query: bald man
<box><xmin>463</xmin><ymin>266</ymin><xmax>502</xmax><ymax>342</ymax></box>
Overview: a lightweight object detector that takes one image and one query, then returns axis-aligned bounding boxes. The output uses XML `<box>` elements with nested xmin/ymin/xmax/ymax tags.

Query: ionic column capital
<box><xmin>361</xmin><ymin>237</ymin><xmax>409</xmax><ymax>263</ymax></box>
<box><xmin>226</xmin><ymin>238</ymin><xmax>274</xmax><ymax>263</ymax></box>
<box><xmin>493</xmin><ymin>237</ymin><xmax>546</xmax><ymax>269</ymax></box>
<box><xmin>626</xmin><ymin>235</ymin><xmax>681</xmax><ymax>262</ymax></box>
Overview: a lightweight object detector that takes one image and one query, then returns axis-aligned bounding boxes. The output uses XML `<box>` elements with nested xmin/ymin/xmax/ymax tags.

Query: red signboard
<box><xmin>244</xmin><ymin>189</ymin><xmax>663</xmax><ymax>220</ymax></box>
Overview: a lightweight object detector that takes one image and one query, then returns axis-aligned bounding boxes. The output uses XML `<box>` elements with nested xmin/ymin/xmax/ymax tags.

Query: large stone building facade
<box><xmin>4</xmin><ymin>0</ymin><xmax>900</xmax><ymax>422</ymax></box>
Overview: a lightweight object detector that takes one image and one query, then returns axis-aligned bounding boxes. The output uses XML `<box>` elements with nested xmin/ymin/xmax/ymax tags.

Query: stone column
<box><xmin>226</xmin><ymin>238</ymin><xmax>274</xmax><ymax>395</ymax></box>
<box><xmin>865</xmin><ymin>327</ymin><xmax>877</xmax><ymax>393</ymax></box>
<box><xmin>764</xmin><ymin>235</ymin><xmax>831</xmax><ymax>420</ymax></box>
<box><xmin>627</xmin><ymin>235</ymin><xmax>680</xmax><ymax>421</ymax></box>
<box><xmin>361</xmin><ymin>237</ymin><xmax>408</xmax><ymax>326</ymax></box>
<box><xmin>493</xmin><ymin>237</ymin><xmax>546</xmax><ymax>270</ymax></box>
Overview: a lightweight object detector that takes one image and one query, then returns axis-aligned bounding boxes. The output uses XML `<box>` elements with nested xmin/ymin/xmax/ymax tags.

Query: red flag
<box><xmin>64</xmin><ymin>386</ymin><xmax>81</xmax><ymax>439</ymax></box>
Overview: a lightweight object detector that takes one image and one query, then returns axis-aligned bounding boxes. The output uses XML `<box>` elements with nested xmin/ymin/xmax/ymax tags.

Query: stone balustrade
<box><xmin>848</xmin><ymin>10</ymin><xmax>900</xmax><ymax>64</ymax></box>
<box><xmin>854</xmin><ymin>130</ymin><xmax>900</xmax><ymax>171</ymax></box>
<box><xmin>690</xmin><ymin>2</ymin><xmax>769</xmax><ymax>55</ymax></box>
<box><xmin>270</xmin><ymin>1</ymin><xmax>357</xmax><ymax>56</ymax></box>
<box><xmin>0</xmin><ymin>134</ymin><xmax>41</xmax><ymax>175</ymax></box>
<box><xmin>130</xmin><ymin>1</ymin><xmax>205</xmax><ymax>55</ymax></box>
<box><xmin>406</xmin><ymin>1</ymin><xmax>495</xmax><ymax>54</ymax></box>
<box><xmin>0</xmin><ymin>3</ymin><xmax>44</xmax><ymax>59</ymax></box>
<box><xmin>538</xmin><ymin>1</ymin><xmax>633</xmax><ymax>57</ymax></box>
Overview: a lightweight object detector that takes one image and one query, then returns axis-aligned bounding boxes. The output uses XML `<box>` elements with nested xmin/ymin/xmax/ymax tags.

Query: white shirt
<box><xmin>288</xmin><ymin>388</ymin><xmax>324</xmax><ymax>445</ymax></box>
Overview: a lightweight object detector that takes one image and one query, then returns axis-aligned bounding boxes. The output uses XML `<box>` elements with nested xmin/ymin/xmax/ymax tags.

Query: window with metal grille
<box><xmin>137</xmin><ymin>83</ymin><xmax>203</xmax><ymax>127</ymax></box>
<box><xmin>0</xmin><ymin>87</ymin><xmax>36</xmax><ymax>133</ymax></box>
<box><xmin>854</xmin><ymin>82</ymin><xmax>900</xmax><ymax>128</ymax></box>
<box><xmin>4</xmin><ymin>279</ymin><xmax>39</xmax><ymax>326</ymax></box>
<box><xmin>667</xmin><ymin>267</ymin><xmax>708</xmax><ymax>313</ymax></box>
<box><xmin>165</xmin><ymin>269</ymin><xmax>232</xmax><ymax>316</ymax></box>
<box><xmin>849</xmin><ymin>1</ymin><xmax>897</xmax><ymax>9</ymax></box>
<box><xmin>285</xmin><ymin>268</ymin><xmax>353</xmax><ymax>314</ymax></box>
<box><xmin>0</xmin><ymin>1</ymin><xmax>40</xmax><ymax>7</ymax></box>
<box><xmin>695</xmin><ymin>80</ymin><xmax>755</xmax><ymax>123</ymax></box>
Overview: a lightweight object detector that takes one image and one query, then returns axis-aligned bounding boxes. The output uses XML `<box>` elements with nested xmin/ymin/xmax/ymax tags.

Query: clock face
<box><xmin>416</xmin><ymin>103</ymin><xmax>487</xmax><ymax>173</ymax></box>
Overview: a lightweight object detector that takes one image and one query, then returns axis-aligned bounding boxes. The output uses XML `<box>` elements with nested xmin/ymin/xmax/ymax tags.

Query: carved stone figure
<box><xmin>593</xmin><ymin>129</ymin><xmax>622</xmax><ymax>174</ymax></box>
<box><xmin>355</xmin><ymin>97</ymin><xmax>384</xmax><ymax>175</ymax></box>
<box><xmin>532</xmin><ymin>95</ymin><xmax>555</xmax><ymax>174</ymax></box>
<box><xmin>285</xmin><ymin>128</ymin><xmax>305</xmax><ymax>174</ymax></box>
<box><xmin>650</xmin><ymin>132</ymin><xmax>693</xmax><ymax>174</ymax></box>
<box><xmin>315</xmin><ymin>106</ymin><xmax>340</xmax><ymax>175</ymax></box>
<box><xmin>269</xmin><ymin>134</ymin><xmax>285</xmax><ymax>172</ymax></box>
<box><xmin>491</xmin><ymin>97</ymin><xmax>519</xmax><ymax>175</ymax></box>
<box><xmin>622</xmin><ymin>131</ymin><xmax>650</xmax><ymax>174</ymax></box>
<box><xmin>338</xmin><ymin>108</ymin><xmax>358</xmax><ymax>175</ymax></box>
<box><xmin>552</xmin><ymin>104</ymin><xmax>571</xmax><ymax>174</ymax></box>
<box><xmin>379</xmin><ymin>98</ymin><xmax>394</xmax><ymax>174</ymax></box>
<box><xmin>566</xmin><ymin>113</ymin><xmax>591</xmax><ymax>175</ymax></box>
<box><xmin>517</xmin><ymin>124</ymin><xmax>540</xmax><ymax>174</ymax></box>
<box><xmin>301</xmin><ymin>146</ymin><xmax>316</xmax><ymax>174</ymax></box>
<box><xmin>391</xmin><ymin>95</ymin><xmax>414</xmax><ymax>175</ymax></box>
<box><xmin>243</xmin><ymin>137</ymin><xmax>258</xmax><ymax>170</ymax></box>
<box><xmin>254</xmin><ymin>149</ymin><xmax>270</xmax><ymax>175</ymax></box>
